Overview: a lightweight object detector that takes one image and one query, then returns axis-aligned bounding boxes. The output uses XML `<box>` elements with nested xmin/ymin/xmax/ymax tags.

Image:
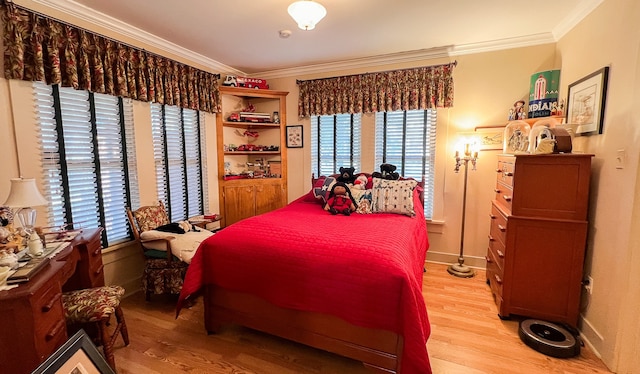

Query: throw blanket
<box><xmin>177</xmin><ymin>192</ymin><xmax>431</xmax><ymax>373</ymax></box>
<box><xmin>140</xmin><ymin>229</ymin><xmax>213</xmax><ymax>263</ymax></box>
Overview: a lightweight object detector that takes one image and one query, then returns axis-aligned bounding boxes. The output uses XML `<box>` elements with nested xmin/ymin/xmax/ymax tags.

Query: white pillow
<box><xmin>371</xmin><ymin>178</ymin><xmax>418</xmax><ymax>216</ymax></box>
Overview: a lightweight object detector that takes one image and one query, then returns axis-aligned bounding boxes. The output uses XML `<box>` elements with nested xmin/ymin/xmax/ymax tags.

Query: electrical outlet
<box><xmin>585</xmin><ymin>275</ymin><xmax>594</xmax><ymax>294</ymax></box>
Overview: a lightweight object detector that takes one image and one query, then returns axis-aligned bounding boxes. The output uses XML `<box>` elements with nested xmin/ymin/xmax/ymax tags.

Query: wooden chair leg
<box><xmin>98</xmin><ymin>319</ymin><xmax>116</xmax><ymax>371</ymax></box>
<box><xmin>115</xmin><ymin>306</ymin><xmax>130</xmax><ymax>346</ymax></box>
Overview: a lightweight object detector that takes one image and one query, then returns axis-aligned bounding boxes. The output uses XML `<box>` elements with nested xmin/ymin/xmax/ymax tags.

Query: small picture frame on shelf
<box><xmin>286</xmin><ymin>125</ymin><xmax>303</xmax><ymax>148</ymax></box>
<box><xmin>566</xmin><ymin>66</ymin><xmax>609</xmax><ymax>136</ymax></box>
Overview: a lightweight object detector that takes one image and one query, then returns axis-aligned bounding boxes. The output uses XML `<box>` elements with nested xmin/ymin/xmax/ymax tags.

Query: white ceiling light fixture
<box><xmin>287</xmin><ymin>0</ymin><xmax>327</xmax><ymax>31</ymax></box>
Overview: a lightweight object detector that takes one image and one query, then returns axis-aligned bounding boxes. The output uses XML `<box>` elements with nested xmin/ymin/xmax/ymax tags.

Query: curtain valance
<box><xmin>1</xmin><ymin>1</ymin><xmax>220</xmax><ymax>113</ymax></box>
<box><xmin>297</xmin><ymin>62</ymin><xmax>455</xmax><ymax>117</ymax></box>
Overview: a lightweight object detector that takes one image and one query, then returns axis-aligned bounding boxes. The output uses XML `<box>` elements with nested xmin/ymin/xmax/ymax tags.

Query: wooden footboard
<box><xmin>203</xmin><ymin>285</ymin><xmax>403</xmax><ymax>373</ymax></box>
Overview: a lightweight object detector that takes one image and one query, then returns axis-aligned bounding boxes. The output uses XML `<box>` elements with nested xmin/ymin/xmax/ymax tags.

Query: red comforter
<box><xmin>177</xmin><ymin>192</ymin><xmax>431</xmax><ymax>373</ymax></box>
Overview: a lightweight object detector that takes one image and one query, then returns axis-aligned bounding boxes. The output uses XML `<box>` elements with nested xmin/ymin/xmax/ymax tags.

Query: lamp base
<box><xmin>447</xmin><ymin>263</ymin><xmax>475</xmax><ymax>278</ymax></box>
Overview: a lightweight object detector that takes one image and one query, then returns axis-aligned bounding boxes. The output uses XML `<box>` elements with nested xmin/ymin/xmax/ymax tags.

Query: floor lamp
<box><xmin>447</xmin><ymin>143</ymin><xmax>478</xmax><ymax>278</ymax></box>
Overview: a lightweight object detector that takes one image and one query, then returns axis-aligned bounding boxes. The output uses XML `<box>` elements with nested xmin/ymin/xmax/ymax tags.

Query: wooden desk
<box><xmin>0</xmin><ymin>228</ymin><xmax>104</xmax><ymax>374</ymax></box>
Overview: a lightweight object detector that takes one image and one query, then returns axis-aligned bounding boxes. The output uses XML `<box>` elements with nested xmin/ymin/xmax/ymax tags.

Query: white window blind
<box><xmin>311</xmin><ymin>114</ymin><xmax>361</xmax><ymax>176</ymax></box>
<box><xmin>151</xmin><ymin>103</ymin><xmax>204</xmax><ymax>222</ymax></box>
<box><xmin>34</xmin><ymin>82</ymin><xmax>138</xmax><ymax>247</ymax></box>
<box><xmin>375</xmin><ymin>110</ymin><xmax>437</xmax><ymax>219</ymax></box>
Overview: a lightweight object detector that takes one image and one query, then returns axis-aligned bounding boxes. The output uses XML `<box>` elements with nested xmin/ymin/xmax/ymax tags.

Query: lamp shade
<box><xmin>3</xmin><ymin>178</ymin><xmax>48</xmax><ymax>208</ymax></box>
<box><xmin>288</xmin><ymin>0</ymin><xmax>326</xmax><ymax>30</ymax></box>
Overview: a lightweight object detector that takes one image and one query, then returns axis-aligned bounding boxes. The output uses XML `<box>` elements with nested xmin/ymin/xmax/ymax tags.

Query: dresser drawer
<box><xmin>488</xmin><ymin>235</ymin><xmax>506</xmax><ymax>272</ymax></box>
<box><xmin>489</xmin><ymin>204</ymin><xmax>508</xmax><ymax>246</ymax></box>
<box><xmin>33</xmin><ymin>282</ymin><xmax>67</xmax><ymax>357</ymax></box>
<box><xmin>496</xmin><ymin>158</ymin><xmax>514</xmax><ymax>187</ymax></box>
<box><xmin>494</xmin><ymin>181</ymin><xmax>513</xmax><ymax>213</ymax></box>
<box><xmin>486</xmin><ymin>249</ymin><xmax>504</xmax><ymax>300</ymax></box>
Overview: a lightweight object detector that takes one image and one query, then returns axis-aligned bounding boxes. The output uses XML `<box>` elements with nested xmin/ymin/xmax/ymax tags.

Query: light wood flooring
<box><xmin>112</xmin><ymin>262</ymin><xmax>612</xmax><ymax>373</ymax></box>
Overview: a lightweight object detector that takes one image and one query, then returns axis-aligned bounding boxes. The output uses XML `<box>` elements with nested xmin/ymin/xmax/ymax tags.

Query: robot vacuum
<box><xmin>518</xmin><ymin>319</ymin><xmax>580</xmax><ymax>358</ymax></box>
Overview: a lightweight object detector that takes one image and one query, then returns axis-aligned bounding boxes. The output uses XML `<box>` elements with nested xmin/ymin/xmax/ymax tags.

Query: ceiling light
<box><xmin>287</xmin><ymin>0</ymin><xmax>326</xmax><ymax>31</ymax></box>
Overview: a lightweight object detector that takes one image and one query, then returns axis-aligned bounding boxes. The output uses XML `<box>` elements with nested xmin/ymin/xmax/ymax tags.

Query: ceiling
<box><xmin>34</xmin><ymin>0</ymin><xmax>603</xmax><ymax>77</ymax></box>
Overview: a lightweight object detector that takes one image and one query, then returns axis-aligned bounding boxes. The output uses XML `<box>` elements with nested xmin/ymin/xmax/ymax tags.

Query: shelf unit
<box><xmin>216</xmin><ymin>86</ymin><xmax>289</xmax><ymax>227</ymax></box>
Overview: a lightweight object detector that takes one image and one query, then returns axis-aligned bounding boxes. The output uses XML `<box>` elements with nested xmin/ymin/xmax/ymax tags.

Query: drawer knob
<box><xmin>488</xmin><ymin>235</ymin><xmax>495</xmax><ymax>242</ymax></box>
<box><xmin>94</xmin><ymin>264</ymin><xmax>104</xmax><ymax>275</ymax></box>
<box><xmin>42</xmin><ymin>293</ymin><xmax>62</xmax><ymax>313</ymax></box>
<box><xmin>494</xmin><ymin>188</ymin><xmax>501</xmax><ymax>193</ymax></box>
<box><xmin>485</xmin><ymin>255</ymin><xmax>493</xmax><ymax>263</ymax></box>
<box><xmin>93</xmin><ymin>247</ymin><xmax>101</xmax><ymax>256</ymax></box>
<box><xmin>503</xmin><ymin>195</ymin><xmax>512</xmax><ymax>202</ymax></box>
<box><xmin>46</xmin><ymin>319</ymin><xmax>65</xmax><ymax>341</ymax></box>
<box><xmin>498</xmin><ymin>224</ymin><xmax>506</xmax><ymax>232</ymax></box>
<box><xmin>504</xmin><ymin>172</ymin><xmax>513</xmax><ymax>177</ymax></box>
<box><xmin>489</xmin><ymin>214</ymin><xmax>496</xmax><ymax>219</ymax></box>
<box><xmin>497</xmin><ymin>249</ymin><xmax>505</xmax><ymax>258</ymax></box>
<box><xmin>494</xmin><ymin>274</ymin><xmax>503</xmax><ymax>284</ymax></box>
<box><xmin>495</xmin><ymin>169</ymin><xmax>502</xmax><ymax>173</ymax></box>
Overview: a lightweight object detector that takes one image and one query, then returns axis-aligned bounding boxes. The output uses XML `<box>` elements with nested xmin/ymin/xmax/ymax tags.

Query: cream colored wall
<box><xmin>269</xmin><ymin>43</ymin><xmax>557</xmax><ymax>268</ymax></box>
<box><xmin>555</xmin><ymin>0</ymin><xmax>640</xmax><ymax>370</ymax></box>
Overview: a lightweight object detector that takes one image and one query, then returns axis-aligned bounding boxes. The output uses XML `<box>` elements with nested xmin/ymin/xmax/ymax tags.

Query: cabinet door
<box><xmin>223</xmin><ymin>185</ymin><xmax>256</xmax><ymax>226</ymax></box>
<box><xmin>255</xmin><ymin>183</ymin><xmax>286</xmax><ymax>216</ymax></box>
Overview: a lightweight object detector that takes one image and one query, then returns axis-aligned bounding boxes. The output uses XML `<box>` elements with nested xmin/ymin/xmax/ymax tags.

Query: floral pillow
<box><xmin>133</xmin><ymin>204</ymin><xmax>170</xmax><ymax>232</ymax></box>
<box><xmin>371</xmin><ymin>178</ymin><xmax>418</xmax><ymax>216</ymax></box>
<box><xmin>313</xmin><ymin>176</ymin><xmax>337</xmax><ymax>204</ymax></box>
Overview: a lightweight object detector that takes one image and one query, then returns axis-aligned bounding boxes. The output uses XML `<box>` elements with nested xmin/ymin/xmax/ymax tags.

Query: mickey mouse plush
<box><xmin>324</xmin><ymin>182</ymin><xmax>357</xmax><ymax>215</ymax></box>
<box><xmin>336</xmin><ymin>166</ymin><xmax>356</xmax><ymax>184</ymax></box>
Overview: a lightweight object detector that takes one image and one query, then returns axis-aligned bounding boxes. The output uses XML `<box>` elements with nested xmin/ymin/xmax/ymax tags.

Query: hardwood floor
<box><xmin>112</xmin><ymin>262</ymin><xmax>612</xmax><ymax>373</ymax></box>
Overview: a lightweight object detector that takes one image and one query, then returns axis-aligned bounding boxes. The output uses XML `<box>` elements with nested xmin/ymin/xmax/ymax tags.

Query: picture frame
<box><xmin>474</xmin><ymin>125</ymin><xmax>506</xmax><ymax>151</ymax></box>
<box><xmin>32</xmin><ymin>329</ymin><xmax>115</xmax><ymax>374</ymax></box>
<box><xmin>286</xmin><ymin>125</ymin><xmax>303</xmax><ymax>148</ymax></box>
<box><xmin>566</xmin><ymin>66</ymin><xmax>609</xmax><ymax>136</ymax></box>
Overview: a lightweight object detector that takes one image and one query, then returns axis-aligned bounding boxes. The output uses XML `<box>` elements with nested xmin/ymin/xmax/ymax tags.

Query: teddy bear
<box><xmin>324</xmin><ymin>182</ymin><xmax>357</xmax><ymax>215</ymax></box>
<box><xmin>372</xmin><ymin>163</ymin><xmax>400</xmax><ymax>180</ymax></box>
<box><xmin>336</xmin><ymin>166</ymin><xmax>356</xmax><ymax>184</ymax></box>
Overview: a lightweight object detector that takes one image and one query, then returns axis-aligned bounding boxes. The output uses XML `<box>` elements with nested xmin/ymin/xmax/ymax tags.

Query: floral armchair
<box><xmin>126</xmin><ymin>201</ymin><xmax>188</xmax><ymax>301</ymax></box>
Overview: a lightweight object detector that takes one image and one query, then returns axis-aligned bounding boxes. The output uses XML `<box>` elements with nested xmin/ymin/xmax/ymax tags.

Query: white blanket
<box><xmin>139</xmin><ymin>229</ymin><xmax>213</xmax><ymax>264</ymax></box>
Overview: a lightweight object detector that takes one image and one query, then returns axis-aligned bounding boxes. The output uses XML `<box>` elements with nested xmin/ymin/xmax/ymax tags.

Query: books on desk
<box><xmin>6</xmin><ymin>256</ymin><xmax>50</xmax><ymax>284</ymax></box>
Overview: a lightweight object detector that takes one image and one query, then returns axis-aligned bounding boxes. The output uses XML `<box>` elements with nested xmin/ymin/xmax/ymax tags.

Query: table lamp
<box><xmin>3</xmin><ymin>178</ymin><xmax>48</xmax><ymax>255</ymax></box>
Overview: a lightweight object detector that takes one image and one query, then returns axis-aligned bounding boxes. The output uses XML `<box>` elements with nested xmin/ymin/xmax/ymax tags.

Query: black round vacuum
<box><xmin>518</xmin><ymin>319</ymin><xmax>580</xmax><ymax>358</ymax></box>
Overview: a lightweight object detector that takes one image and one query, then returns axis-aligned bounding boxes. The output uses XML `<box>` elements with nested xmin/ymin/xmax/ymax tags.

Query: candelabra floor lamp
<box><xmin>447</xmin><ymin>144</ymin><xmax>478</xmax><ymax>278</ymax></box>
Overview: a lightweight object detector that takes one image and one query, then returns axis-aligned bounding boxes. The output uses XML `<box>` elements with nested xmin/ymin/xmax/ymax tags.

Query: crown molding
<box><xmin>552</xmin><ymin>0</ymin><xmax>605</xmax><ymax>40</ymax></box>
<box><xmin>254</xmin><ymin>33</ymin><xmax>556</xmax><ymax>79</ymax></box>
<box><xmin>29</xmin><ymin>0</ymin><xmax>242</xmax><ymax>75</ymax></box>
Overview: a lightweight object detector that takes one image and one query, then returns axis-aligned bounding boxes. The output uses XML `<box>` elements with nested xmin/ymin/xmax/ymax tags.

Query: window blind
<box><xmin>151</xmin><ymin>103</ymin><xmax>204</xmax><ymax>222</ymax></box>
<box><xmin>34</xmin><ymin>82</ymin><xmax>137</xmax><ymax>247</ymax></box>
<box><xmin>311</xmin><ymin>114</ymin><xmax>361</xmax><ymax>177</ymax></box>
<box><xmin>375</xmin><ymin>110</ymin><xmax>437</xmax><ymax>219</ymax></box>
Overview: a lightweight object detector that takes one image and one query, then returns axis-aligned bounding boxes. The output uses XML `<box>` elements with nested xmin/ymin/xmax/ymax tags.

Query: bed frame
<box><xmin>201</xmin><ymin>174</ymin><xmax>426</xmax><ymax>373</ymax></box>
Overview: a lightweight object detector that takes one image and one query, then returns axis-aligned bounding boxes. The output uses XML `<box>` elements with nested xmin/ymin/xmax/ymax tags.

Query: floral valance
<box><xmin>297</xmin><ymin>62</ymin><xmax>455</xmax><ymax>117</ymax></box>
<box><xmin>1</xmin><ymin>1</ymin><xmax>220</xmax><ymax>113</ymax></box>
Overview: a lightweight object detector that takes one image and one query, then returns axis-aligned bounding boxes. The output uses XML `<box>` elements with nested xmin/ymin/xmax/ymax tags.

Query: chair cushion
<box><xmin>134</xmin><ymin>204</ymin><xmax>169</xmax><ymax>232</ymax></box>
<box><xmin>62</xmin><ymin>286</ymin><xmax>125</xmax><ymax>324</ymax></box>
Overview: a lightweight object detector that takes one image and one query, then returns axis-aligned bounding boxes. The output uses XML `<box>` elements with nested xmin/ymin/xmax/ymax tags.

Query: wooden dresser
<box><xmin>0</xmin><ymin>228</ymin><xmax>104</xmax><ymax>374</ymax></box>
<box><xmin>486</xmin><ymin>154</ymin><xmax>592</xmax><ymax>327</ymax></box>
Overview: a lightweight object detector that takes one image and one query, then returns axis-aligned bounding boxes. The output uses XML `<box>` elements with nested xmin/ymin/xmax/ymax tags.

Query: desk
<box><xmin>0</xmin><ymin>228</ymin><xmax>104</xmax><ymax>374</ymax></box>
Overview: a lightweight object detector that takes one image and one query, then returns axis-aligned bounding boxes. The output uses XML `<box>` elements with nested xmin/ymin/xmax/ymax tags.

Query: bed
<box><xmin>176</xmin><ymin>176</ymin><xmax>431</xmax><ymax>373</ymax></box>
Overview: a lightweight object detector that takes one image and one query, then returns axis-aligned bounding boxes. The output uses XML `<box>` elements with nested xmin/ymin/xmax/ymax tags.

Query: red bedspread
<box><xmin>177</xmin><ymin>192</ymin><xmax>431</xmax><ymax>373</ymax></box>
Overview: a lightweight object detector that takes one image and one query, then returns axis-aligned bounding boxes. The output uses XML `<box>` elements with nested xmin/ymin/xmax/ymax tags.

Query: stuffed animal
<box><xmin>324</xmin><ymin>182</ymin><xmax>357</xmax><ymax>215</ymax></box>
<box><xmin>372</xmin><ymin>163</ymin><xmax>400</xmax><ymax>180</ymax></box>
<box><xmin>352</xmin><ymin>174</ymin><xmax>368</xmax><ymax>190</ymax></box>
<box><xmin>336</xmin><ymin>166</ymin><xmax>356</xmax><ymax>184</ymax></box>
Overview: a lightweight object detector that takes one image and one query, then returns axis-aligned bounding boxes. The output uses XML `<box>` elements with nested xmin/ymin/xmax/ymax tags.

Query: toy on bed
<box><xmin>336</xmin><ymin>166</ymin><xmax>356</xmax><ymax>184</ymax></box>
<box><xmin>352</xmin><ymin>173</ymin><xmax>373</xmax><ymax>190</ymax></box>
<box><xmin>324</xmin><ymin>182</ymin><xmax>357</xmax><ymax>215</ymax></box>
<box><xmin>372</xmin><ymin>163</ymin><xmax>400</xmax><ymax>180</ymax></box>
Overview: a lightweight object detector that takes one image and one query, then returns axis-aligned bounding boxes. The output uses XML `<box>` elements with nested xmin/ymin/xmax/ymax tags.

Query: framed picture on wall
<box><xmin>474</xmin><ymin>125</ymin><xmax>506</xmax><ymax>151</ymax></box>
<box><xmin>286</xmin><ymin>125</ymin><xmax>303</xmax><ymax>148</ymax></box>
<box><xmin>566</xmin><ymin>66</ymin><xmax>609</xmax><ymax>136</ymax></box>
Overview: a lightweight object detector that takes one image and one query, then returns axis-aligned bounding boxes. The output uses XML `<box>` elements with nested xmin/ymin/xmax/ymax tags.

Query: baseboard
<box><xmin>579</xmin><ymin>314</ymin><xmax>605</xmax><ymax>361</ymax></box>
<box><xmin>426</xmin><ymin>251</ymin><xmax>486</xmax><ymax>269</ymax></box>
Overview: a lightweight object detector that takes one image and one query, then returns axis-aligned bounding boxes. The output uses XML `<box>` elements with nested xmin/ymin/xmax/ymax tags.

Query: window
<box><xmin>375</xmin><ymin>110</ymin><xmax>437</xmax><ymax>219</ymax></box>
<box><xmin>151</xmin><ymin>103</ymin><xmax>206</xmax><ymax>222</ymax></box>
<box><xmin>310</xmin><ymin>114</ymin><xmax>361</xmax><ymax>177</ymax></box>
<box><xmin>34</xmin><ymin>82</ymin><xmax>138</xmax><ymax>247</ymax></box>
